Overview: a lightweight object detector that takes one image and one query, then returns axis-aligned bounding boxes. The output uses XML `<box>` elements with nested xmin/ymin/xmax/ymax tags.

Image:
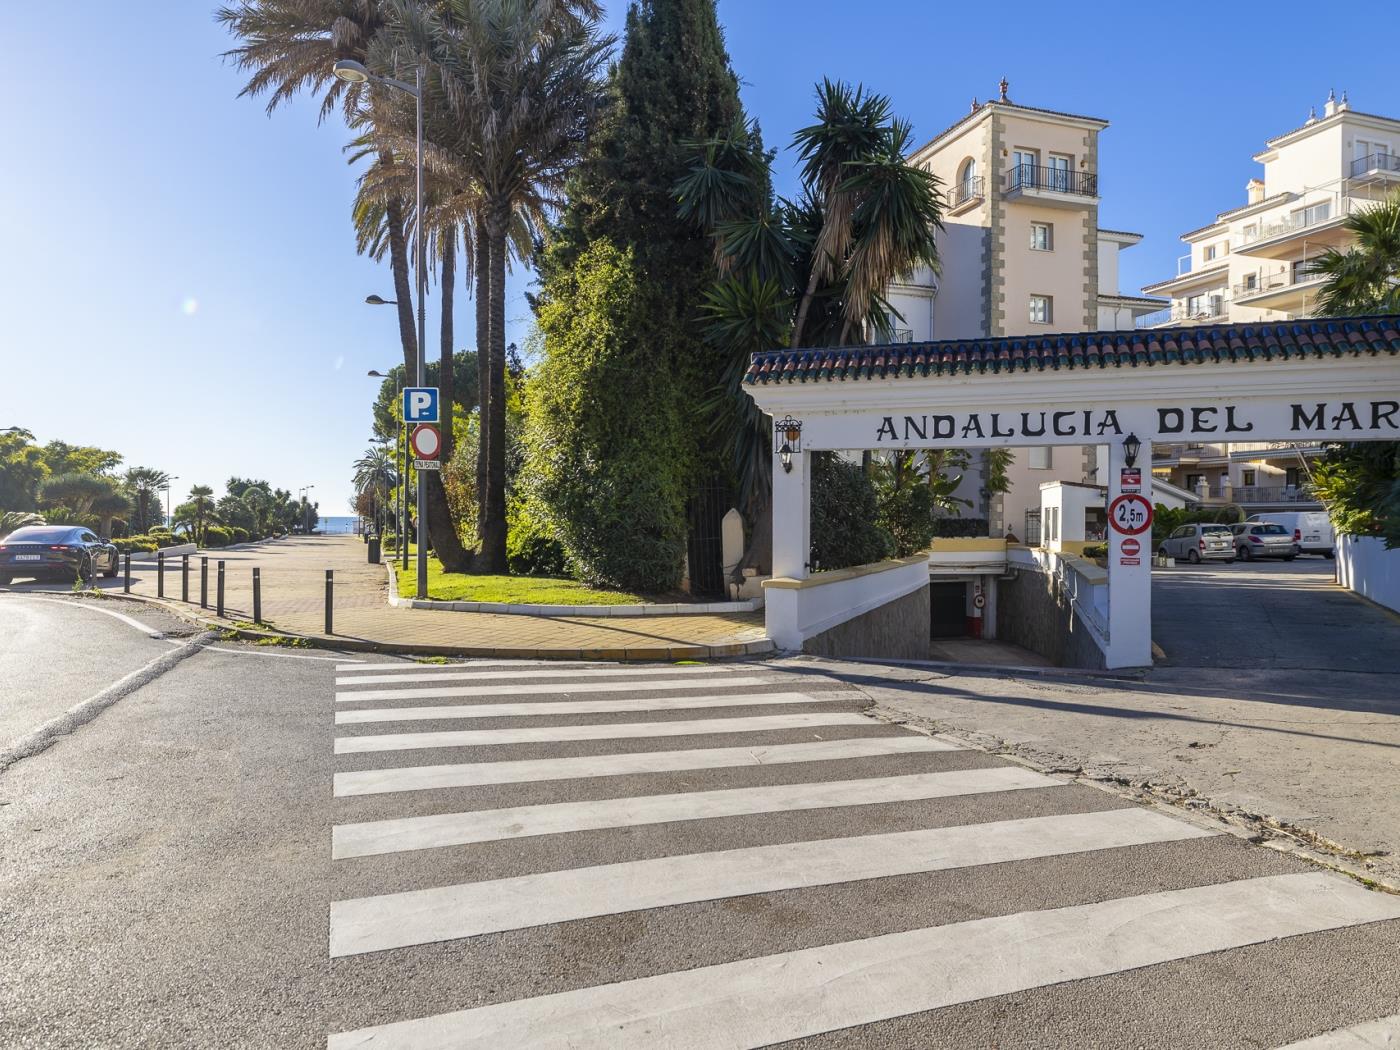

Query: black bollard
<box><xmin>200</xmin><ymin>557</ymin><xmax>208</xmax><ymax>609</ymax></box>
<box><xmin>324</xmin><ymin>570</ymin><xmax>333</xmax><ymax>635</ymax></box>
<box><xmin>123</xmin><ymin>553</ymin><xmax>131</xmax><ymax>594</ymax></box>
<box><xmin>157</xmin><ymin>551</ymin><xmax>165</xmax><ymax>598</ymax></box>
<box><xmin>216</xmin><ymin>561</ymin><xmax>226</xmax><ymax>618</ymax></box>
<box><xmin>252</xmin><ymin>568</ymin><xmax>262</xmax><ymax>625</ymax></box>
<box><xmin>181</xmin><ymin>554</ymin><xmax>190</xmax><ymax>603</ymax></box>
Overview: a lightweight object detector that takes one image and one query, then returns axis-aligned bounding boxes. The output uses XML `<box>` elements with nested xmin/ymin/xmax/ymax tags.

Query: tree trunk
<box><xmin>478</xmin><ymin>205</ymin><xmax>510</xmax><ymax>572</ymax></box>
<box><xmin>473</xmin><ymin>226</ymin><xmax>491</xmax><ymax>551</ymax></box>
<box><xmin>384</xmin><ymin>192</ymin><xmax>417</xmax><ymax>377</ymax></box>
<box><xmin>790</xmin><ymin>264</ymin><xmax>823</xmax><ymax>349</ymax></box>
<box><xmin>424</xmin><ymin>228</ymin><xmax>473</xmax><ymax>572</ymax></box>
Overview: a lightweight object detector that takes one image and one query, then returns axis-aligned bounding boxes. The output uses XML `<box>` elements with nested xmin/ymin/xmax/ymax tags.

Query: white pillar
<box><xmin>766</xmin><ymin>446</ymin><xmax>811</xmax><ymax>651</ymax></box>
<box><xmin>1105</xmin><ymin>442</ymin><xmax>1153</xmax><ymax>668</ymax></box>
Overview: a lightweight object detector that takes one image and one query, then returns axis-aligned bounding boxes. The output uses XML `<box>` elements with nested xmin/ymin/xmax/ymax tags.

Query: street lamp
<box><xmin>161</xmin><ymin>477</ymin><xmax>180</xmax><ymax>529</ymax></box>
<box><xmin>365</xmin><ymin>295</ymin><xmax>397</xmax><ymax>306</ymax></box>
<box><xmin>299</xmin><ymin>485</ymin><xmax>315</xmax><ymax>535</ymax></box>
<box><xmin>369</xmin><ymin>367</ymin><xmax>409</xmax><ymax>570</ymax></box>
<box><xmin>1122</xmin><ymin>433</ymin><xmax>1142</xmax><ymax>469</ymax></box>
<box><xmin>335</xmin><ymin>56</ymin><xmax>428</xmax><ymax>598</ymax></box>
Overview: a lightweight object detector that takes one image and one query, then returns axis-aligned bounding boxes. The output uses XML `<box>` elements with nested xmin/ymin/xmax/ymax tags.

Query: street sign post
<box><xmin>403</xmin><ymin>387</ymin><xmax>439</xmax><ymax>424</ymax></box>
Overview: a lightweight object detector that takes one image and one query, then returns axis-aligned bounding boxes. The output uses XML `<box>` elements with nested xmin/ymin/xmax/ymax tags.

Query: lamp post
<box><xmin>162</xmin><ymin>477</ymin><xmax>180</xmax><ymax>529</ymax></box>
<box><xmin>299</xmin><ymin>484</ymin><xmax>315</xmax><ymax>535</ymax></box>
<box><xmin>368</xmin><ymin>366</ymin><xmax>409</xmax><ymax>570</ymax></box>
<box><xmin>335</xmin><ymin>57</ymin><xmax>428</xmax><ymax>600</ymax></box>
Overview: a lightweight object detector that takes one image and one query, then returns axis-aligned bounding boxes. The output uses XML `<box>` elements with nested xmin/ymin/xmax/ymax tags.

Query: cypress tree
<box><xmin>534</xmin><ymin>0</ymin><xmax>749</xmax><ymax>590</ymax></box>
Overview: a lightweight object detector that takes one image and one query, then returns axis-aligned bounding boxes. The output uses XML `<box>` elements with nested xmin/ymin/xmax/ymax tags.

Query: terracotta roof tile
<box><xmin>743</xmin><ymin>316</ymin><xmax>1400</xmax><ymax>385</ymax></box>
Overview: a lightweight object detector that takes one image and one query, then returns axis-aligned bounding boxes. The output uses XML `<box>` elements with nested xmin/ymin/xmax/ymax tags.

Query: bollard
<box><xmin>181</xmin><ymin>554</ymin><xmax>190</xmax><ymax>603</ymax></box>
<box><xmin>157</xmin><ymin>551</ymin><xmax>165</xmax><ymax>598</ymax></box>
<box><xmin>123</xmin><ymin>553</ymin><xmax>131</xmax><ymax>594</ymax></box>
<box><xmin>324</xmin><ymin>569</ymin><xmax>334</xmax><ymax>635</ymax></box>
<box><xmin>216</xmin><ymin>561</ymin><xmax>226</xmax><ymax>619</ymax></box>
<box><xmin>200</xmin><ymin>557</ymin><xmax>208</xmax><ymax>609</ymax></box>
<box><xmin>252</xmin><ymin>568</ymin><xmax>262</xmax><ymax>625</ymax></box>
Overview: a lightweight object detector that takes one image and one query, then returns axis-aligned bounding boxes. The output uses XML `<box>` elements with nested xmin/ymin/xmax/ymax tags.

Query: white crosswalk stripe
<box><xmin>333</xmin><ymin>690</ymin><xmax>846</xmax><ymax>724</ymax></box>
<box><xmin>328</xmin><ymin>808</ymin><xmax>1215</xmax><ymax>956</ymax></box>
<box><xmin>333</xmin><ymin>734</ymin><xmax>959</xmax><ymax>796</ymax></box>
<box><xmin>334</xmin><ymin>711</ymin><xmax>873</xmax><ymax>754</ymax></box>
<box><xmin>330</xmin><ymin>766</ymin><xmax>1061</xmax><ymax>857</ymax></box>
<box><xmin>326</xmin><ymin>872</ymin><xmax>1400</xmax><ymax>1049</ymax></box>
<box><xmin>323</xmin><ymin>660</ymin><xmax>1400</xmax><ymax>1047</ymax></box>
<box><xmin>336</xmin><ymin>675</ymin><xmax>769</xmax><ymax>702</ymax></box>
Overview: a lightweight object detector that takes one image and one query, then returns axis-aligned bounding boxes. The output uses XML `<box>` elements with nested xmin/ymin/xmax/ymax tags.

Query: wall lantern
<box><xmin>1122</xmin><ymin>432</ymin><xmax>1142</xmax><ymax>469</ymax></box>
<box><xmin>775</xmin><ymin>416</ymin><xmax>803</xmax><ymax>473</ymax></box>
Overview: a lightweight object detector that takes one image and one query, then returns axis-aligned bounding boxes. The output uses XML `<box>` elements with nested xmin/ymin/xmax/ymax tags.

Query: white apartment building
<box><xmin>1139</xmin><ymin>92</ymin><xmax>1400</xmax><ymax>513</ymax></box>
<box><xmin>885</xmin><ymin>81</ymin><xmax>1165</xmax><ymax>541</ymax></box>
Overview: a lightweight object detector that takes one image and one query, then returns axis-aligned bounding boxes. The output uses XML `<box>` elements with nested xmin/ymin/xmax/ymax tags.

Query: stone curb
<box><xmin>382</xmin><ymin>559</ymin><xmax>760</xmax><ymax>617</ymax></box>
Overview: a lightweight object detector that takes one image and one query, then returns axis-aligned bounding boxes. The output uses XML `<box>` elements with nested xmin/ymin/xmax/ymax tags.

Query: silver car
<box><xmin>1158</xmin><ymin>523</ymin><xmax>1235</xmax><ymax>564</ymax></box>
<box><xmin>1230</xmin><ymin>521</ymin><xmax>1298</xmax><ymax>561</ymax></box>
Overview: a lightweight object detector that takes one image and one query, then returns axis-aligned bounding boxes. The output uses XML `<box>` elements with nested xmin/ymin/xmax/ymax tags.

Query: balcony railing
<box><xmin>1136</xmin><ymin>298</ymin><xmax>1230</xmax><ymax>327</ymax></box>
<box><xmin>1350</xmin><ymin>152</ymin><xmax>1400</xmax><ymax>178</ymax></box>
<box><xmin>1232</xmin><ymin>196</ymin><xmax>1373</xmax><ymax>249</ymax></box>
<box><xmin>1234</xmin><ymin>485</ymin><xmax>1318</xmax><ymax>504</ymax></box>
<box><xmin>1003</xmin><ymin>163</ymin><xmax>1097</xmax><ymax>197</ymax></box>
<box><xmin>1232</xmin><ymin>267</ymin><xmax>1325</xmax><ymax>300</ymax></box>
<box><xmin>948</xmin><ymin>176</ymin><xmax>985</xmax><ymax>208</ymax></box>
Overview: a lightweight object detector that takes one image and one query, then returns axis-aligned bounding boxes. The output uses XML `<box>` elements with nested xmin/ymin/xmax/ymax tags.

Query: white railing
<box><xmin>1232</xmin><ymin>195</ymin><xmax>1370</xmax><ymax>249</ymax></box>
<box><xmin>1009</xmin><ymin>547</ymin><xmax>1110</xmax><ymax>646</ymax></box>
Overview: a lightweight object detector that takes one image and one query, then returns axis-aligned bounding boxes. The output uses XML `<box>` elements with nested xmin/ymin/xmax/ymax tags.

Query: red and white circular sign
<box><xmin>410</xmin><ymin>424</ymin><xmax>441</xmax><ymax>459</ymax></box>
<box><xmin>1121</xmin><ymin>537</ymin><xmax>1141</xmax><ymax>557</ymax></box>
<box><xmin>1108</xmin><ymin>493</ymin><xmax>1153</xmax><ymax>536</ymax></box>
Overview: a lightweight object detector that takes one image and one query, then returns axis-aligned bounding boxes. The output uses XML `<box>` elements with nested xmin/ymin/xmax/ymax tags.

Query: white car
<box><xmin>1245</xmin><ymin>511</ymin><xmax>1334</xmax><ymax>558</ymax></box>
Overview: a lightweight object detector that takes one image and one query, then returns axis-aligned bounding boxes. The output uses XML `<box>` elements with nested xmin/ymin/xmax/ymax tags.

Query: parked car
<box><xmin>1246</xmin><ymin>511</ymin><xmax>1335</xmax><ymax>558</ymax></box>
<box><xmin>1158</xmin><ymin>523</ymin><xmax>1236</xmax><ymax>564</ymax></box>
<box><xmin>1229</xmin><ymin>521</ymin><xmax>1298</xmax><ymax>561</ymax></box>
<box><xmin>0</xmin><ymin>525</ymin><xmax>120</xmax><ymax>583</ymax></box>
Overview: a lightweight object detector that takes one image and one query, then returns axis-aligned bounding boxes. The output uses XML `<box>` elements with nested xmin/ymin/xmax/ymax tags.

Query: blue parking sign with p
<box><xmin>403</xmin><ymin>387</ymin><xmax>439</xmax><ymax>424</ymax></box>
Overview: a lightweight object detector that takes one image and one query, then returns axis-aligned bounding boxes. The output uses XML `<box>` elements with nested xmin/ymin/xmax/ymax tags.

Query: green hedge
<box><xmin>112</xmin><ymin>537</ymin><xmax>157</xmax><ymax>554</ymax></box>
<box><xmin>203</xmin><ymin>525</ymin><xmax>234</xmax><ymax>547</ymax></box>
<box><xmin>931</xmin><ymin>517</ymin><xmax>990</xmax><ymax>538</ymax></box>
<box><xmin>810</xmin><ymin>453</ymin><xmax>893</xmax><ymax>571</ymax></box>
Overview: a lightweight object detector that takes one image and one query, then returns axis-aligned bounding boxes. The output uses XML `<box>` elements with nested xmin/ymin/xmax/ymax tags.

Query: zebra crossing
<box><xmin>325</xmin><ymin>658</ymin><xmax>1400</xmax><ymax>1048</ymax></box>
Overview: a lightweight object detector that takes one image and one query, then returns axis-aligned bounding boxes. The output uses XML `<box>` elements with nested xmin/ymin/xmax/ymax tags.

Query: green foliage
<box><xmin>203</xmin><ymin>525</ymin><xmax>234</xmax><ymax>548</ymax></box>
<box><xmin>810</xmin><ymin>453</ymin><xmax>893</xmax><ymax>570</ymax></box>
<box><xmin>397</xmin><ymin>555</ymin><xmax>649</xmax><ymax>606</ymax></box>
<box><xmin>0</xmin><ymin>510</ymin><xmax>45</xmax><ymax>537</ymax></box>
<box><xmin>931</xmin><ymin>517</ymin><xmax>990</xmax><ymax>538</ymax></box>
<box><xmin>507</xmin><ymin>494</ymin><xmax>569</xmax><ymax>578</ymax></box>
<box><xmin>526</xmin><ymin>242</ymin><xmax>689</xmax><ymax>591</ymax></box>
<box><xmin>112</xmin><ymin>537</ymin><xmax>157</xmax><ymax>554</ymax></box>
<box><xmin>369</xmin><ymin>353</ymin><xmax>480</xmax><ymax>441</ymax></box>
<box><xmin>0</xmin><ymin>431</ymin><xmax>49</xmax><ymax>511</ymax></box>
<box><xmin>1082</xmin><ymin>543</ymin><xmax>1108</xmax><ymax>560</ymax></box>
<box><xmin>40</xmin><ymin>440</ymin><xmax>122</xmax><ymax>477</ymax></box>
<box><xmin>870</xmin><ymin>450</ymin><xmax>976</xmax><ymax>555</ymax></box>
<box><xmin>1311</xmin><ymin>443</ymin><xmax>1400</xmax><ymax>547</ymax></box>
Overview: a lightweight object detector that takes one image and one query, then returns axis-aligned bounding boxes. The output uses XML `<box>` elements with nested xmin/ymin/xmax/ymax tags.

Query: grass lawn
<box><xmin>394</xmin><ymin>553</ymin><xmax>652</xmax><ymax>605</ymax></box>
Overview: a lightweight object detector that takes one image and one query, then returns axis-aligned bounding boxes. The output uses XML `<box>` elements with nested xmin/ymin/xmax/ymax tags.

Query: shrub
<box><xmin>229</xmin><ymin>527</ymin><xmax>250</xmax><ymax>544</ymax></box>
<box><xmin>112</xmin><ymin>537</ymin><xmax>157</xmax><ymax>554</ymax></box>
<box><xmin>810</xmin><ymin>453</ymin><xmax>893</xmax><ymax>571</ymax></box>
<box><xmin>526</xmin><ymin>243</ymin><xmax>688</xmax><ymax>591</ymax></box>
<box><xmin>507</xmin><ymin>496</ymin><xmax>569</xmax><ymax>578</ymax></box>
<box><xmin>931</xmin><ymin>517</ymin><xmax>990</xmax><ymax>538</ymax></box>
<box><xmin>1082</xmin><ymin>542</ymin><xmax>1108</xmax><ymax>559</ymax></box>
<box><xmin>203</xmin><ymin>525</ymin><xmax>233</xmax><ymax>548</ymax></box>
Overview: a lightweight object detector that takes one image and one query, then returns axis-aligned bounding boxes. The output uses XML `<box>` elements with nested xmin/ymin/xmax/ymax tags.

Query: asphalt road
<box><xmin>1152</xmin><ymin>556</ymin><xmax>1400</xmax><ymax>672</ymax></box>
<box><xmin>4</xmin><ymin>626</ymin><xmax>1400</xmax><ymax>1048</ymax></box>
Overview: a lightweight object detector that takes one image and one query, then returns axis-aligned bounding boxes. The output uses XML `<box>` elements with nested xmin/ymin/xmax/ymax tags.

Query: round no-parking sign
<box><xmin>1108</xmin><ymin>493</ymin><xmax>1153</xmax><ymax>536</ymax></box>
<box><xmin>410</xmin><ymin>424</ymin><xmax>441</xmax><ymax>460</ymax></box>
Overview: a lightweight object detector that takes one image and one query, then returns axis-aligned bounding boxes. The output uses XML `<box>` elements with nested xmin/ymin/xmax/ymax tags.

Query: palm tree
<box><xmin>124</xmin><ymin>467</ymin><xmax>170</xmax><ymax>533</ymax></box>
<box><xmin>376</xmin><ymin>0</ymin><xmax>612</xmax><ymax>571</ymax></box>
<box><xmin>353</xmin><ymin>445</ymin><xmax>397</xmax><ymax>532</ymax></box>
<box><xmin>187</xmin><ymin>485</ymin><xmax>216</xmax><ymax>546</ymax></box>
<box><xmin>1310</xmin><ymin>193</ymin><xmax>1400</xmax><ymax>315</ymax></box>
<box><xmin>0</xmin><ymin>510</ymin><xmax>44</xmax><ymax>539</ymax></box>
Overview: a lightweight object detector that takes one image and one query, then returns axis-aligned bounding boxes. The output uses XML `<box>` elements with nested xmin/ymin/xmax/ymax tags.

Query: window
<box><xmin>1029</xmin><ymin>295</ymin><xmax>1052</xmax><ymax>324</ymax></box>
<box><xmin>1030</xmin><ymin>222</ymin><xmax>1053</xmax><ymax>251</ymax></box>
<box><xmin>1291</xmin><ymin>201</ymin><xmax>1331</xmax><ymax>228</ymax></box>
<box><xmin>1242</xmin><ymin>273</ymin><xmax>1258</xmax><ymax>292</ymax></box>
<box><xmin>1285</xmin><ymin>467</ymin><xmax>1301</xmax><ymax>488</ymax></box>
<box><xmin>1242</xmin><ymin>469</ymin><xmax>1257</xmax><ymax>486</ymax></box>
<box><xmin>1011</xmin><ymin>148</ymin><xmax>1039</xmax><ymax>187</ymax></box>
<box><xmin>1185</xmin><ymin>473</ymin><xmax>1204</xmax><ymax>491</ymax></box>
<box><xmin>1029</xmin><ymin>447</ymin><xmax>1053</xmax><ymax>469</ymax></box>
<box><xmin>1047</xmin><ymin>507</ymin><xmax>1059</xmax><ymax>542</ymax></box>
<box><xmin>955</xmin><ymin>157</ymin><xmax>979</xmax><ymax>204</ymax></box>
<box><xmin>1203</xmin><ymin>244</ymin><xmax>1216</xmax><ymax>262</ymax></box>
<box><xmin>1047</xmin><ymin>153</ymin><xmax>1072</xmax><ymax>192</ymax></box>
<box><xmin>1187</xmin><ymin>294</ymin><xmax>1202</xmax><ymax>315</ymax></box>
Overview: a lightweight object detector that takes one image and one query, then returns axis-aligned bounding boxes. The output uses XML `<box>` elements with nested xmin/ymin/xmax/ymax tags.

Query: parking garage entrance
<box><xmin>743</xmin><ymin>316</ymin><xmax>1400</xmax><ymax>669</ymax></box>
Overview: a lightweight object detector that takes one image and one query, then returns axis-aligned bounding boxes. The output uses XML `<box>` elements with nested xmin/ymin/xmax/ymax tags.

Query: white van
<box><xmin>1245</xmin><ymin>511</ymin><xmax>1334</xmax><ymax>558</ymax></box>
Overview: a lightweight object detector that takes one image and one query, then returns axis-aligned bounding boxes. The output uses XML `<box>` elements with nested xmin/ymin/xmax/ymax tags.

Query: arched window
<box><xmin>955</xmin><ymin>158</ymin><xmax>980</xmax><ymax>205</ymax></box>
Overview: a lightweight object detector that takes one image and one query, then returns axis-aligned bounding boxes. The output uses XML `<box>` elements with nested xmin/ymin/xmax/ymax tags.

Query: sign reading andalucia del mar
<box><xmin>862</xmin><ymin>399</ymin><xmax>1400</xmax><ymax>448</ymax></box>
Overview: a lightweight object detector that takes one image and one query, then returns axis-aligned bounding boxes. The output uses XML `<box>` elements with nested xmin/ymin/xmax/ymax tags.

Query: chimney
<box><xmin>1339</xmin><ymin>90</ymin><xmax>1350</xmax><ymax>111</ymax></box>
<box><xmin>1323</xmin><ymin>88</ymin><xmax>1338</xmax><ymax>118</ymax></box>
<box><xmin>1246</xmin><ymin>178</ymin><xmax>1265</xmax><ymax>205</ymax></box>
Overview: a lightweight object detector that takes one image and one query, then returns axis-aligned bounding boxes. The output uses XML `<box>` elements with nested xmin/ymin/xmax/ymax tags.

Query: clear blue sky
<box><xmin>2</xmin><ymin>1</ymin><xmax>1391</xmax><ymax>516</ymax></box>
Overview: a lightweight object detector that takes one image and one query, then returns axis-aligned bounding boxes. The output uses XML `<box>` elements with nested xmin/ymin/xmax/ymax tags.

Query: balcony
<box><xmin>1350</xmin><ymin>152</ymin><xmax>1400</xmax><ymax>181</ymax></box>
<box><xmin>1002</xmin><ymin>163</ymin><xmax>1098</xmax><ymax>208</ymax></box>
<box><xmin>1232</xmin><ymin>196</ymin><xmax>1364</xmax><ymax>258</ymax></box>
<box><xmin>1234</xmin><ymin>485</ymin><xmax>1320</xmax><ymax>506</ymax></box>
<box><xmin>947</xmin><ymin>176</ymin><xmax>985</xmax><ymax>213</ymax></box>
<box><xmin>1232</xmin><ymin>266</ymin><xmax>1327</xmax><ymax>311</ymax></box>
<box><xmin>1136</xmin><ymin>297</ymin><xmax>1231</xmax><ymax>328</ymax></box>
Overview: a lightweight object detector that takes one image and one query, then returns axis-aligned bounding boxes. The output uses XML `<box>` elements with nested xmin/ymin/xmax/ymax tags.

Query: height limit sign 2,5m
<box><xmin>1109</xmin><ymin>493</ymin><xmax>1152</xmax><ymax>537</ymax></box>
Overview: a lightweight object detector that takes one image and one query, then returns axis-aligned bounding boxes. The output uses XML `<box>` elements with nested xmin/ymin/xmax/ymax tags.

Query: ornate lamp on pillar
<box><xmin>775</xmin><ymin>416</ymin><xmax>803</xmax><ymax>473</ymax></box>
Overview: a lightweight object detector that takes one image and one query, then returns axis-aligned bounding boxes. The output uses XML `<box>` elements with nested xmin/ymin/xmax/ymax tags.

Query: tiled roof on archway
<box><xmin>743</xmin><ymin>316</ymin><xmax>1400</xmax><ymax>385</ymax></box>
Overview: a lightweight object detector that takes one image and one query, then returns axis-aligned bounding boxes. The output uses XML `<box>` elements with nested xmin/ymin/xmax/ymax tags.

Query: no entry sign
<box><xmin>1109</xmin><ymin>493</ymin><xmax>1153</xmax><ymax>536</ymax></box>
<box><xmin>1121</xmin><ymin>537</ymin><xmax>1141</xmax><ymax>557</ymax></box>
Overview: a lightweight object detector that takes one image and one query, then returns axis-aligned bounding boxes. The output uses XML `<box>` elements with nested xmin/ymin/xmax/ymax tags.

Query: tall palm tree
<box><xmin>1310</xmin><ymin>193</ymin><xmax>1400</xmax><ymax>316</ymax></box>
<box><xmin>376</xmin><ymin>0</ymin><xmax>612</xmax><ymax>570</ymax></box>
<box><xmin>187</xmin><ymin>485</ymin><xmax>217</xmax><ymax>546</ymax></box>
<box><xmin>124</xmin><ymin>467</ymin><xmax>170</xmax><ymax>533</ymax></box>
<box><xmin>353</xmin><ymin>445</ymin><xmax>398</xmax><ymax>532</ymax></box>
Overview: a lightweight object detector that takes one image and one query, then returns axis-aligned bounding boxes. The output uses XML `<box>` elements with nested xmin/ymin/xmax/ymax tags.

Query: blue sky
<box><xmin>2</xmin><ymin>1</ymin><xmax>1392</xmax><ymax>516</ymax></box>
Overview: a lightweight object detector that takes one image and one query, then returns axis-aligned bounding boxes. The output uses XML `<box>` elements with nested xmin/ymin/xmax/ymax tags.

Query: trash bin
<box><xmin>368</xmin><ymin>536</ymin><xmax>381</xmax><ymax>564</ymax></box>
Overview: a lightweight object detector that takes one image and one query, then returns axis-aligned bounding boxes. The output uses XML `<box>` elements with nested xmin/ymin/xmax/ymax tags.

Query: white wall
<box><xmin>1336</xmin><ymin>535</ymin><xmax>1400</xmax><ymax>614</ymax></box>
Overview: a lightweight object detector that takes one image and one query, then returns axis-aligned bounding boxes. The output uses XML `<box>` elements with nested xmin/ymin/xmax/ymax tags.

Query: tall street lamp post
<box><xmin>335</xmin><ymin>58</ymin><xmax>428</xmax><ymax>599</ymax></box>
<box><xmin>368</xmin><ymin>365</ymin><xmax>408</xmax><ymax>570</ymax></box>
<box><xmin>299</xmin><ymin>485</ymin><xmax>315</xmax><ymax>535</ymax></box>
<box><xmin>162</xmin><ymin>477</ymin><xmax>180</xmax><ymax>529</ymax></box>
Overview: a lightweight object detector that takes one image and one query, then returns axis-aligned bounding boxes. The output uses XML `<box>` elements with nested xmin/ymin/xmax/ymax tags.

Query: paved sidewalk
<box><xmin>70</xmin><ymin>536</ymin><xmax>770</xmax><ymax>660</ymax></box>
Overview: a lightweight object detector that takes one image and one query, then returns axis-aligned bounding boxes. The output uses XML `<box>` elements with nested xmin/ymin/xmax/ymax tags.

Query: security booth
<box><xmin>743</xmin><ymin>316</ymin><xmax>1400</xmax><ymax>669</ymax></box>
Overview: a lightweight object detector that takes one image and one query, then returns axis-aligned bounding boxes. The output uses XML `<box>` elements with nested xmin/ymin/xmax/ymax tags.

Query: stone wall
<box><xmin>995</xmin><ymin>565</ymin><xmax>1106</xmax><ymax>670</ymax></box>
<box><xmin>802</xmin><ymin>584</ymin><xmax>931</xmax><ymax>661</ymax></box>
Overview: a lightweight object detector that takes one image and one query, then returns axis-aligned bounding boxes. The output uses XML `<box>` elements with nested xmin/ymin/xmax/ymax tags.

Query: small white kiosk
<box><xmin>744</xmin><ymin>316</ymin><xmax>1400</xmax><ymax>669</ymax></box>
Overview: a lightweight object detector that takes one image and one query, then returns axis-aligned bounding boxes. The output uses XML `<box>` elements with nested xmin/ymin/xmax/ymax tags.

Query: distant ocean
<box><xmin>318</xmin><ymin>516</ymin><xmax>359</xmax><ymax>534</ymax></box>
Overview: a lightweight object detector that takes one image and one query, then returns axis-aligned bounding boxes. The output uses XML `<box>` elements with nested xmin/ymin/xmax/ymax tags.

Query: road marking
<box><xmin>333</xmin><ymin>735</ymin><xmax>958</xmax><ymax>796</ymax></box>
<box><xmin>328</xmin><ymin>808</ymin><xmax>1214</xmax><ymax>955</ymax></box>
<box><xmin>333</xmin><ymin>691</ymin><xmax>846</xmax><ymax>724</ymax></box>
<box><xmin>331</xmin><ymin>766</ymin><xmax>1063</xmax><ymax>857</ymax></box>
<box><xmin>334</xmin><ymin>712</ymin><xmax>874</xmax><ymax>754</ymax></box>
<box><xmin>202</xmin><ymin>645</ymin><xmax>349</xmax><ymax>662</ymax></box>
<box><xmin>4</xmin><ymin>595</ymin><xmax>164</xmax><ymax>638</ymax></box>
<box><xmin>327</xmin><ymin>872</ymin><xmax>1400</xmax><ymax>1046</ymax></box>
<box><xmin>336</xmin><ymin>666</ymin><xmax>736</xmax><ymax>686</ymax></box>
<box><xmin>336</xmin><ymin>676</ymin><xmax>770</xmax><ymax>702</ymax></box>
<box><xmin>1274</xmin><ymin>1013</ymin><xmax>1400</xmax><ymax>1048</ymax></box>
<box><xmin>336</xmin><ymin>660</ymin><xmax>619</xmax><ymax>673</ymax></box>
